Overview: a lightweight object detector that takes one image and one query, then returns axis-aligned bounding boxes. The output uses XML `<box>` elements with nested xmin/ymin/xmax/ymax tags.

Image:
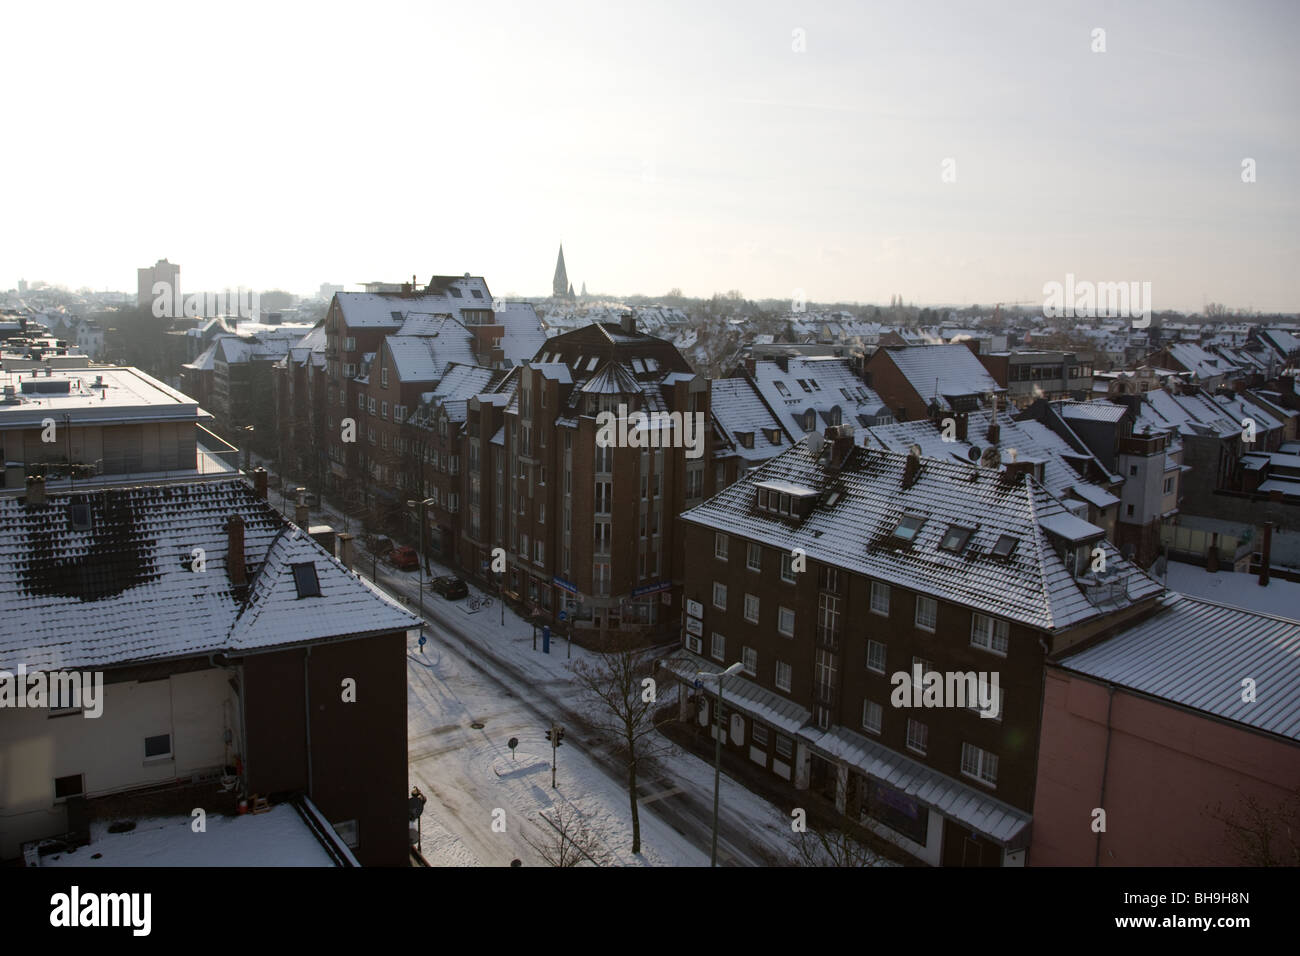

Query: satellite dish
<box><xmin>967</xmin><ymin>445</ymin><xmax>982</xmax><ymax>462</ymax></box>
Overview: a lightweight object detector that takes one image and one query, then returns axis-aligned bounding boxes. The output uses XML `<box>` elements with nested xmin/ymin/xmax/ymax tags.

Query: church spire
<box><xmin>553</xmin><ymin>244</ymin><xmax>569</xmax><ymax>298</ymax></box>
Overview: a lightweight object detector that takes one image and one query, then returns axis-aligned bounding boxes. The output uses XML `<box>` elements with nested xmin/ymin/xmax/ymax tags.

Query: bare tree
<box><xmin>791</xmin><ymin>823</ymin><xmax>889</xmax><ymax>868</ymax></box>
<box><xmin>524</xmin><ymin>802</ymin><xmax>609</xmax><ymax>867</ymax></box>
<box><xmin>1207</xmin><ymin>786</ymin><xmax>1300</xmax><ymax>866</ymax></box>
<box><xmin>569</xmin><ymin>640</ymin><xmax>667</xmax><ymax>855</ymax></box>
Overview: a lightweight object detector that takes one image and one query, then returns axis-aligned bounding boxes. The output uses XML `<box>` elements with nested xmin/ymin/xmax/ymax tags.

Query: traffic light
<box><xmin>545</xmin><ymin>728</ymin><xmax>552</xmax><ymax>742</ymax></box>
<box><xmin>556</xmin><ymin>727</ymin><xmax>564</xmax><ymax>746</ymax></box>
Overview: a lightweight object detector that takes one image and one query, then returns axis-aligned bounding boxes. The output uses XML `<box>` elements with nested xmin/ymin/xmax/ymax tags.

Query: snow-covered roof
<box><xmin>1061</xmin><ymin>591</ymin><xmax>1300</xmax><ymax>740</ymax></box>
<box><xmin>1057</xmin><ymin>401</ymin><xmax>1128</xmax><ymax>423</ymax></box>
<box><xmin>0</xmin><ymin>480</ymin><xmax>418</xmax><ymax>672</ymax></box>
<box><xmin>1166</xmin><ymin>342</ymin><xmax>1233</xmax><ymax>380</ymax></box>
<box><xmin>710</xmin><ymin>378</ymin><xmax>789</xmax><ymax>462</ymax></box>
<box><xmin>879</xmin><ymin>344</ymin><xmax>1004</xmax><ymax>411</ymax></box>
<box><xmin>682</xmin><ymin>439</ymin><xmax>1161</xmax><ymax>632</ymax></box>
<box><xmin>799</xmin><ymin>724</ymin><xmax>1031</xmax><ymax>847</ymax></box>
<box><xmin>750</xmin><ymin>356</ymin><xmax>889</xmax><ymax>436</ymax></box>
<box><xmin>663</xmin><ymin>650</ymin><xmax>812</xmax><ymax>735</ymax></box>
<box><xmin>385</xmin><ymin>326</ymin><xmax>476</xmax><ymax>383</ymax></box>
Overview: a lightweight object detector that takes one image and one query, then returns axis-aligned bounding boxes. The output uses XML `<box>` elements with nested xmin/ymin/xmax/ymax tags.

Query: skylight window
<box><xmin>448</xmin><ymin>287</ymin><xmax>462</xmax><ymax>298</ymax></box>
<box><xmin>471</xmin><ymin>289</ymin><xmax>483</xmax><ymax>299</ymax></box>
<box><xmin>774</xmin><ymin>381</ymin><xmax>791</xmax><ymax>397</ymax></box>
<box><xmin>892</xmin><ymin>514</ymin><xmax>925</xmax><ymax>543</ymax></box>
<box><xmin>797</xmin><ymin>379</ymin><xmax>812</xmax><ymax>392</ymax></box>
<box><xmin>292</xmin><ymin>562</ymin><xmax>321</xmax><ymax>598</ymax></box>
<box><xmin>939</xmin><ymin>525</ymin><xmax>974</xmax><ymax>553</ymax></box>
<box><xmin>991</xmin><ymin>534</ymin><xmax>1017</xmax><ymax>559</ymax></box>
<box><xmin>586</xmin><ymin>357</ymin><xmax>599</xmax><ymax>371</ymax></box>
<box><xmin>809</xmin><ymin>379</ymin><xmax>820</xmax><ymax>391</ymax></box>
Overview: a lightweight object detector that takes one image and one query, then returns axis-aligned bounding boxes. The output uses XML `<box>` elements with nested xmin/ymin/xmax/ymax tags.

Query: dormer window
<box><xmin>892</xmin><ymin>514</ymin><xmax>925</xmax><ymax>543</ymax></box>
<box><xmin>737</xmin><ymin>431</ymin><xmax>754</xmax><ymax>449</ymax></box>
<box><xmin>766</xmin><ymin>428</ymin><xmax>782</xmax><ymax>445</ymax></box>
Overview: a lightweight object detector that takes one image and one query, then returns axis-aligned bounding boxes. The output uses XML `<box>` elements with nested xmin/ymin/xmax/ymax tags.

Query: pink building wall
<box><xmin>1031</xmin><ymin>667</ymin><xmax>1300</xmax><ymax>866</ymax></box>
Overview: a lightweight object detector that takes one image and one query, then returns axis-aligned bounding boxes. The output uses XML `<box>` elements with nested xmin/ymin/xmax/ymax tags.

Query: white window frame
<box><xmin>961</xmin><ymin>742</ymin><xmax>999</xmax><ymax>786</ymax></box>
<box><xmin>780</xmin><ymin>553</ymin><xmax>797</xmax><ymax>584</ymax></box>
<box><xmin>744</xmin><ymin>594</ymin><xmax>760</xmax><ymax>624</ymax></box>
<box><xmin>970</xmin><ymin>613</ymin><xmax>1009</xmax><ymax>655</ymax></box>
<box><xmin>905</xmin><ymin>718</ymin><xmax>928</xmax><ymax>755</ymax></box>
<box><xmin>866</xmin><ymin>639</ymin><xmax>886</xmax><ymax>674</ymax></box>
<box><xmin>747</xmin><ymin>542</ymin><xmax>762</xmax><ymax>572</ymax></box>
<box><xmin>742</xmin><ymin>646</ymin><xmax>757</xmax><ymax>676</ymax></box>
<box><xmin>862</xmin><ymin>700</ymin><xmax>882</xmax><ymax>735</ymax></box>
<box><xmin>713</xmin><ymin>581</ymin><xmax>727</xmax><ymax>611</ymax></box>
<box><xmin>777</xmin><ymin>606</ymin><xmax>795</xmax><ymax>637</ymax></box>
<box><xmin>915</xmin><ymin>595</ymin><xmax>937</xmax><ymax>632</ymax></box>
<box><xmin>710</xmin><ymin>631</ymin><xmax>725</xmax><ymax>661</ymax></box>
<box><xmin>715</xmin><ymin>532</ymin><xmax>729</xmax><ymax>561</ymax></box>
<box><xmin>774</xmin><ymin>660</ymin><xmax>792</xmax><ymax>693</ymax></box>
<box><xmin>870</xmin><ymin>581</ymin><xmax>890</xmax><ymax>616</ymax></box>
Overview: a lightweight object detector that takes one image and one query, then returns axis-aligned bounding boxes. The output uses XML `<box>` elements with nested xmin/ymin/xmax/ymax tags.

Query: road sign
<box><xmin>417</xmin><ymin>634</ymin><xmax>427</xmax><ymax>648</ymax></box>
<box><xmin>558</xmin><ymin>610</ymin><xmax>567</xmax><ymax>621</ymax></box>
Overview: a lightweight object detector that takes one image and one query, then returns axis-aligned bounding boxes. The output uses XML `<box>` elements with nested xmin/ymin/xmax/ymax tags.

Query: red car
<box><xmin>387</xmin><ymin>546</ymin><xmax>419</xmax><ymax>570</ymax></box>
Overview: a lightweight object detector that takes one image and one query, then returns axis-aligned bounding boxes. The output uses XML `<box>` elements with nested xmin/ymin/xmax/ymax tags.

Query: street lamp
<box><xmin>697</xmin><ymin>661</ymin><xmax>744</xmax><ymax>867</ymax></box>
<box><xmin>407</xmin><ymin>497</ymin><xmax>436</xmax><ymax>624</ymax></box>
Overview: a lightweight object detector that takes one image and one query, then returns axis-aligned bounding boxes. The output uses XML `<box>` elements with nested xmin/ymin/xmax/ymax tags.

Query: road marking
<box><xmin>638</xmin><ymin>785</ymin><xmax>685</xmax><ymax>806</ymax></box>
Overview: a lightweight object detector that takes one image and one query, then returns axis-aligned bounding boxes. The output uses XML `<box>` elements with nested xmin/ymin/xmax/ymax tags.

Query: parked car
<box><xmin>387</xmin><ymin>546</ymin><xmax>419</xmax><ymax>570</ymax></box>
<box><xmin>431</xmin><ymin>576</ymin><xmax>468</xmax><ymax>600</ymax></box>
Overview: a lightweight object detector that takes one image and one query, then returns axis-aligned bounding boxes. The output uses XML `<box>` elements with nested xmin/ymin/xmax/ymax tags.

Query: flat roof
<box><xmin>0</xmin><ymin>366</ymin><xmax>206</xmax><ymax>427</ymax></box>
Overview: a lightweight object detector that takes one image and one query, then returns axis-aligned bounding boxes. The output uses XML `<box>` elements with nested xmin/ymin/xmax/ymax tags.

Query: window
<box><xmin>892</xmin><ymin>514</ymin><xmax>925</xmax><ymax>543</ymax></box>
<box><xmin>1129</xmin><ymin>465</ymin><xmax>1138</xmax><ymax>476</ymax></box>
<box><xmin>594</xmin><ymin>481</ymin><xmax>612</xmax><ymax>514</ymax></box>
<box><xmin>818</xmin><ymin>566</ymin><xmax>840</xmax><ymax>591</ymax></box>
<box><xmin>381</xmin><ymin>368</ymin><xmax>389</xmax><ymax>388</ymax></box>
<box><xmin>777</xmin><ymin>606</ymin><xmax>795</xmax><ymax>637</ymax></box>
<box><xmin>966</xmin><ymin>678</ymin><xmax>1005</xmax><ymax>722</ymax></box>
<box><xmin>915</xmin><ymin>596</ymin><xmax>937</xmax><ymax>632</ymax></box>
<box><xmin>775</xmin><ymin>661</ymin><xmax>792</xmax><ymax>692</ymax></box>
<box><xmin>744</xmin><ymin>594</ymin><xmax>760</xmax><ymax>623</ymax></box>
<box><xmin>742</xmin><ymin>646</ymin><xmax>757</xmax><ymax>676</ymax></box>
<box><xmin>1163</xmin><ymin>477</ymin><xmax>1174</xmax><ymax>494</ymax></box>
<box><xmin>144</xmin><ymin>733</ymin><xmax>172</xmax><ymax>760</ymax></box>
<box><xmin>939</xmin><ymin>525</ymin><xmax>973</xmax><ymax>553</ymax></box>
<box><xmin>358</xmin><ymin>393</ymin><xmax>365</xmax><ymax>410</ymax></box>
<box><xmin>344</xmin><ymin>336</ymin><xmax>356</xmax><ymax>351</ymax></box>
<box><xmin>780</xmin><ymin>553</ymin><xmax>797</xmax><ymax>583</ymax></box>
<box><xmin>862</xmin><ymin>700</ymin><xmax>882</xmax><ymax>735</ymax></box>
<box><xmin>713</xmin><ymin>582</ymin><xmax>727</xmax><ymax>610</ymax></box>
<box><xmin>54</xmin><ymin>773</ymin><xmax>84</xmax><ymax>801</ymax></box>
<box><xmin>715</xmin><ymin>533</ymin><xmax>729</xmax><ymax>560</ymax></box>
<box><xmin>332</xmin><ymin>819</ymin><xmax>360</xmax><ymax>849</ymax></box>
<box><xmin>747</xmin><ymin>542</ymin><xmax>762</xmax><ymax>572</ymax></box>
<box><xmin>381</xmin><ymin>400</ymin><xmax>388</xmax><ymax>419</ymax></box>
<box><xmin>1126</xmin><ymin>504</ymin><xmax>1135</xmax><ymax>517</ymax></box>
<box><xmin>991</xmin><ymin>534</ymin><xmax>1017</xmax><ymax>559</ymax></box>
<box><xmin>752</xmin><ymin>722</ymin><xmax>769</xmax><ymax>747</ymax></box>
<box><xmin>971</xmin><ymin>614</ymin><xmax>1009</xmax><ymax>655</ymax></box>
<box><xmin>292</xmin><ymin>563</ymin><xmax>321</xmax><ymax>598</ymax></box>
<box><xmin>961</xmin><ymin>743</ymin><xmax>999</xmax><ymax>786</ymax></box>
<box><xmin>906</xmin><ymin>718</ymin><xmax>928</xmax><ymax>755</ymax></box>
<box><xmin>775</xmin><ymin>733</ymin><xmax>793</xmax><ymax>759</ymax></box>
<box><xmin>870</xmin><ymin>581</ymin><xmax>890</xmax><ymax>616</ymax></box>
<box><xmin>711</xmin><ymin>631</ymin><xmax>725</xmax><ymax>661</ymax></box>
<box><xmin>534</xmin><ymin>540</ymin><xmax>545</xmax><ymax>564</ymax></box>
<box><xmin>866</xmin><ymin>639</ymin><xmax>886</xmax><ymax>674</ymax></box>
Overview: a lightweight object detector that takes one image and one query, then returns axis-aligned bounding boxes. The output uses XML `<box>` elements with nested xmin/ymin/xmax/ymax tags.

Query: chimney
<box><xmin>986</xmin><ymin>419</ymin><xmax>1000</xmax><ymax>444</ymax></box>
<box><xmin>621</xmin><ymin>312</ymin><xmax>636</xmax><ymax>335</ymax></box>
<box><xmin>1206</xmin><ymin>533</ymin><xmax>1220</xmax><ymax>573</ymax></box>
<box><xmin>226</xmin><ymin>515</ymin><xmax>247</xmax><ymax>587</ymax></box>
<box><xmin>955</xmin><ymin>412</ymin><xmax>969</xmax><ymax>442</ymax></box>
<box><xmin>26</xmin><ymin>475</ymin><xmax>46</xmax><ymax>506</ymax></box>
<box><xmin>252</xmin><ymin>467</ymin><xmax>268</xmax><ymax>499</ymax></box>
<box><xmin>827</xmin><ymin>425</ymin><xmax>855</xmax><ymax>471</ymax></box>
<box><xmin>336</xmin><ymin>532</ymin><xmax>355</xmax><ymax>570</ymax></box>
<box><xmin>295</xmin><ymin>500</ymin><xmax>310</xmax><ymax>528</ymax></box>
<box><xmin>1259</xmin><ymin>521</ymin><xmax>1273</xmax><ymax>587</ymax></box>
<box><xmin>902</xmin><ymin>446</ymin><xmax>921</xmax><ymax>489</ymax></box>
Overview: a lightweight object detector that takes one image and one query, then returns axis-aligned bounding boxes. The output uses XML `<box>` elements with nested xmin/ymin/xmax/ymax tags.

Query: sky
<box><xmin>2</xmin><ymin>0</ymin><xmax>1297</xmax><ymax>311</ymax></box>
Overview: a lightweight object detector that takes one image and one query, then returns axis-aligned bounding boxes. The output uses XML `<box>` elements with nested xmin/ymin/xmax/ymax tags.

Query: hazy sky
<box><xmin>3</xmin><ymin>0</ymin><xmax>1297</xmax><ymax>311</ymax></box>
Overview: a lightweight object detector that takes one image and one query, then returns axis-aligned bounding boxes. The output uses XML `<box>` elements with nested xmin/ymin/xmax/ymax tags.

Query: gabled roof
<box><xmin>681</xmin><ymin>439</ymin><xmax>1161</xmax><ymax>632</ymax></box>
<box><xmin>750</xmin><ymin>356</ymin><xmax>889</xmax><ymax>436</ymax></box>
<box><xmin>877</xmin><ymin>344</ymin><xmax>1004</xmax><ymax>409</ymax></box>
<box><xmin>385</xmin><ymin>325</ymin><xmax>477</xmax><ymax>383</ymax></box>
<box><xmin>0</xmin><ymin>480</ymin><xmax>418</xmax><ymax>672</ymax></box>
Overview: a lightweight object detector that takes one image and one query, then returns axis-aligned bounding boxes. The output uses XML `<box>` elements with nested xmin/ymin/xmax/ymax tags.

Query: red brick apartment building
<box><xmin>665</xmin><ymin>427</ymin><xmax>1164</xmax><ymax>865</ymax></box>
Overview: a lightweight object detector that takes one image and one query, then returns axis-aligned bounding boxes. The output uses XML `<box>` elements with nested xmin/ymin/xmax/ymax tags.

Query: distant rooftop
<box><xmin>0</xmin><ymin>366</ymin><xmax>209</xmax><ymax>427</ymax></box>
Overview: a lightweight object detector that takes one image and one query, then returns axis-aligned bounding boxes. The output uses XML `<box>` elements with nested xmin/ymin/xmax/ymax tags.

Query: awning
<box><xmin>798</xmin><ymin>725</ymin><xmax>1032</xmax><ymax>849</ymax></box>
<box><xmin>660</xmin><ymin>649</ymin><xmax>811</xmax><ymax>735</ymax></box>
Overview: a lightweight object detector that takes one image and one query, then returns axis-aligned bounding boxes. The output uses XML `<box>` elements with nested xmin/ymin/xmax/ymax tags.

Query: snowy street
<box><xmin>262</xmin><ymin>478</ymin><xmax>797</xmax><ymax>866</ymax></box>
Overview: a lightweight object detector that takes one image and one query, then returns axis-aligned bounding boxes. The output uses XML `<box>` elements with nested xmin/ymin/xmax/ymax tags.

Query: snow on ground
<box><xmin>255</xmin><ymin>460</ymin><xmax>801</xmax><ymax>867</ymax></box>
<box><xmin>41</xmin><ymin>804</ymin><xmax>334</xmax><ymax>867</ymax></box>
<box><xmin>1167</xmin><ymin>561</ymin><xmax>1300</xmax><ymax>621</ymax></box>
